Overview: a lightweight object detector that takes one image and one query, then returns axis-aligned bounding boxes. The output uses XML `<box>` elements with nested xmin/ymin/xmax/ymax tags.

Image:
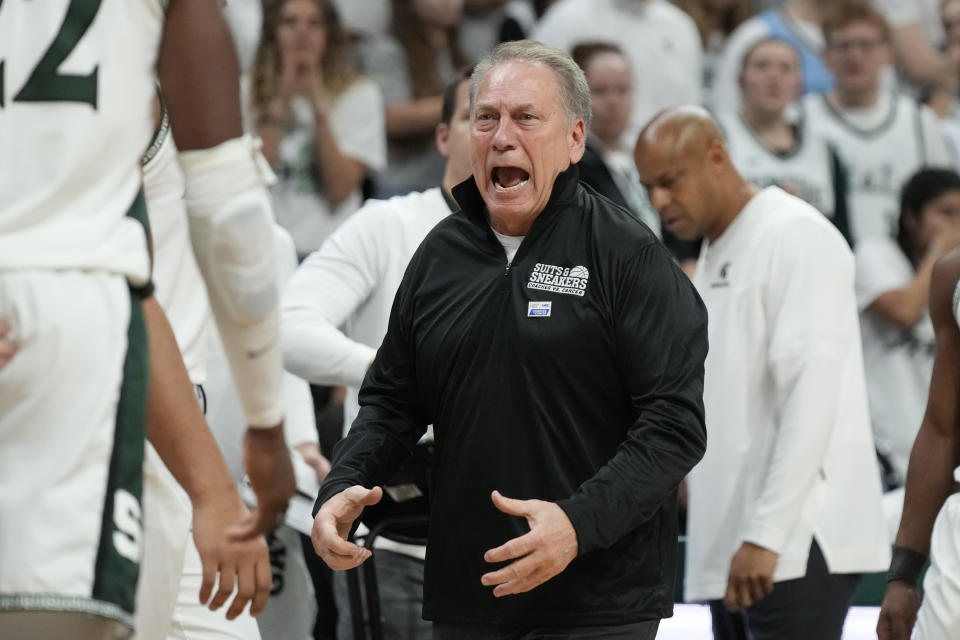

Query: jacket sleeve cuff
<box><xmin>312</xmin><ymin>480</ymin><xmax>356</xmax><ymax>518</ymax></box>
<box><xmin>555</xmin><ymin>498</ymin><xmax>595</xmax><ymax>556</ymax></box>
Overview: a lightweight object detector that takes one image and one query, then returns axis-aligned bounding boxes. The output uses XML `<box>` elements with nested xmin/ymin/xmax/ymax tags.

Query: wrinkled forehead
<box><xmin>472</xmin><ymin>60</ymin><xmax>564</xmax><ymax>111</ymax></box>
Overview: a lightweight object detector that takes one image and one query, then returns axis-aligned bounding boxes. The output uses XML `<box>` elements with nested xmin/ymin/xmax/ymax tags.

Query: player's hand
<box><xmin>192</xmin><ymin>492</ymin><xmax>272</xmax><ymax>620</ymax></box>
<box><xmin>0</xmin><ymin>321</ymin><xmax>17</xmax><ymax>370</ymax></box>
<box><xmin>294</xmin><ymin>442</ymin><xmax>331</xmax><ymax>485</ymax></box>
<box><xmin>724</xmin><ymin>542</ymin><xmax>778</xmax><ymax>611</ymax></box>
<box><xmin>877</xmin><ymin>580</ymin><xmax>921</xmax><ymax>640</ymax></box>
<box><xmin>311</xmin><ymin>485</ymin><xmax>382</xmax><ymax>570</ymax></box>
<box><xmin>229</xmin><ymin>424</ymin><xmax>296</xmax><ymax>540</ymax></box>
<box><xmin>481</xmin><ymin>491</ymin><xmax>579</xmax><ymax>597</ymax></box>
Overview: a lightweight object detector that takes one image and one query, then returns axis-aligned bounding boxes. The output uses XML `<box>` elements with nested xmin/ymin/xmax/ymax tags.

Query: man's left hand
<box><xmin>724</xmin><ymin>542</ymin><xmax>778</xmax><ymax>611</ymax></box>
<box><xmin>229</xmin><ymin>424</ymin><xmax>296</xmax><ymax>540</ymax></box>
<box><xmin>481</xmin><ymin>490</ymin><xmax>578</xmax><ymax>597</ymax></box>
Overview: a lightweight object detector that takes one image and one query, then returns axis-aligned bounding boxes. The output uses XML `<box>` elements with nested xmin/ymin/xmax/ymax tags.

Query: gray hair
<box><xmin>470</xmin><ymin>40</ymin><xmax>592</xmax><ymax>131</ymax></box>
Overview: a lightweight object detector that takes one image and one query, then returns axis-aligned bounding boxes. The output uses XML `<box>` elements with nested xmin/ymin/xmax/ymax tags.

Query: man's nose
<box><xmin>491</xmin><ymin>118</ymin><xmax>517</xmax><ymax>151</ymax></box>
<box><xmin>648</xmin><ymin>186</ymin><xmax>670</xmax><ymax>213</ymax></box>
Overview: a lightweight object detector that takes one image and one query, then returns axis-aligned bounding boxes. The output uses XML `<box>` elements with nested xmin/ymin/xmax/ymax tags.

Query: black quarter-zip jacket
<box><xmin>315</xmin><ymin>165</ymin><xmax>709</xmax><ymax>626</ymax></box>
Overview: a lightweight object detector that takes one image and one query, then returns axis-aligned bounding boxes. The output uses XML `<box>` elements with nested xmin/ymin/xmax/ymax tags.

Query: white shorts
<box><xmin>167</xmin><ymin>536</ymin><xmax>261</xmax><ymax>640</ymax></box>
<box><xmin>916</xmin><ymin>493</ymin><xmax>960</xmax><ymax>639</ymax></box>
<box><xmin>134</xmin><ymin>444</ymin><xmax>192</xmax><ymax>640</ymax></box>
<box><xmin>134</xmin><ymin>417</ymin><xmax>262</xmax><ymax>640</ymax></box>
<box><xmin>0</xmin><ymin>270</ymin><xmax>148</xmax><ymax>632</ymax></box>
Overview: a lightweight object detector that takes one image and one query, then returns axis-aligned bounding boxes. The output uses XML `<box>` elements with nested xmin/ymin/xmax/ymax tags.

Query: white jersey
<box><xmin>719</xmin><ymin>110</ymin><xmax>837</xmax><ymax>221</ymax></box>
<box><xmin>804</xmin><ymin>91</ymin><xmax>951</xmax><ymax>247</ymax></box>
<box><xmin>141</xmin><ymin>108</ymin><xmax>212</xmax><ymax>384</ymax></box>
<box><xmin>0</xmin><ymin>0</ymin><xmax>163</xmax><ymax>285</ymax></box>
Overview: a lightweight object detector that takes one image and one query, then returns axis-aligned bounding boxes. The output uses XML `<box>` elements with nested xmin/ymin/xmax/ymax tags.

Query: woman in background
<box><xmin>252</xmin><ymin>0</ymin><xmax>386</xmax><ymax>259</ymax></box>
<box><xmin>856</xmin><ymin>169</ymin><xmax>960</xmax><ymax>493</ymax></box>
<box><xmin>718</xmin><ymin>37</ymin><xmax>846</xmax><ymax>237</ymax></box>
<box><xmin>358</xmin><ymin>0</ymin><xmax>467</xmax><ymax>196</ymax></box>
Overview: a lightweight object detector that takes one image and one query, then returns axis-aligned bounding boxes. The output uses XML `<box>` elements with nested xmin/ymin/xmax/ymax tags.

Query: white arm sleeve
<box><xmin>179</xmin><ymin>135</ymin><xmax>284</xmax><ymax>428</ymax></box>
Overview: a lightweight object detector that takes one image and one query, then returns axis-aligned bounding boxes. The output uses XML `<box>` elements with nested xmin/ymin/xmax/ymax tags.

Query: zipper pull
<box><xmin>505</xmin><ymin>262</ymin><xmax>512</xmax><ymax>276</ymax></box>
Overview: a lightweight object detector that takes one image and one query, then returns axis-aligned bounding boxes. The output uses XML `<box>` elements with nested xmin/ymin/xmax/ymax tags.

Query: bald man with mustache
<box><xmin>635</xmin><ymin>106</ymin><xmax>889</xmax><ymax>640</ymax></box>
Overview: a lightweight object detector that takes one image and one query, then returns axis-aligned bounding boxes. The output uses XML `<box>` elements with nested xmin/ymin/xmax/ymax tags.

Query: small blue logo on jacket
<box><xmin>527</xmin><ymin>301</ymin><xmax>552</xmax><ymax>317</ymax></box>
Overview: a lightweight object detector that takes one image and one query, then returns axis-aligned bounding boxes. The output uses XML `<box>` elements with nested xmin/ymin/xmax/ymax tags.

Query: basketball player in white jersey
<box><xmin>803</xmin><ymin>3</ymin><xmax>950</xmax><ymax>247</ymax></box>
<box><xmin>720</xmin><ymin>37</ymin><xmax>846</xmax><ymax>237</ymax></box>
<box><xmin>0</xmin><ymin>0</ymin><xmax>293</xmax><ymax>637</ymax></box>
<box><xmin>877</xmin><ymin>248</ymin><xmax>960</xmax><ymax>639</ymax></box>
<box><xmin>138</xmin><ymin>95</ymin><xmax>324</xmax><ymax>640</ymax></box>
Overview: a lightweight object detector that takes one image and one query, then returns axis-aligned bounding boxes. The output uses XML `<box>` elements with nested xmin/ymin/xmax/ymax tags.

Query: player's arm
<box><xmin>142</xmin><ymin>295</ymin><xmax>272</xmax><ymax>619</ymax></box>
<box><xmin>157</xmin><ymin>0</ymin><xmax>295</xmax><ymax>538</ymax></box>
<box><xmin>878</xmin><ymin>249</ymin><xmax>960</xmax><ymax>640</ymax></box>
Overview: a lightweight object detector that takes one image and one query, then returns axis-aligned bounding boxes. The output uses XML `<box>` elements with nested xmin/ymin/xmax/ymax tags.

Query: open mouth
<box><xmin>492</xmin><ymin>167</ymin><xmax>530</xmax><ymax>192</ymax></box>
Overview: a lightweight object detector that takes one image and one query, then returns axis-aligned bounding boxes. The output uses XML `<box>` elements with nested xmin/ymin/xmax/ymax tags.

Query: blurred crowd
<box><xmin>209</xmin><ymin>0</ymin><xmax>960</xmax><ymax>637</ymax></box>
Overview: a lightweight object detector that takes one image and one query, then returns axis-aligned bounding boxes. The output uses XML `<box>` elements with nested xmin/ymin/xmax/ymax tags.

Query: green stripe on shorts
<box><xmin>91</xmin><ymin>286</ymin><xmax>149</xmax><ymax>619</ymax></box>
<box><xmin>126</xmin><ymin>188</ymin><xmax>155</xmax><ymax>299</ymax></box>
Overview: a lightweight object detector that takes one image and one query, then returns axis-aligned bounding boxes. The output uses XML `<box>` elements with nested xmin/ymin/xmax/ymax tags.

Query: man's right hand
<box><xmin>311</xmin><ymin>485</ymin><xmax>383</xmax><ymax>570</ymax></box>
<box><xmin>877</xmin><ymin>581</ymin><xmax>921</xmax><ymax>640</ymax></box>
<box><xmin>192</xmin><ymin>493</ymin><xmax>272</xmax><ymax>620</ymax></box>
<box><xmin>229</xmin><ymin>424</ymin><xmax>296</xmax><ymax>540</ymax></box>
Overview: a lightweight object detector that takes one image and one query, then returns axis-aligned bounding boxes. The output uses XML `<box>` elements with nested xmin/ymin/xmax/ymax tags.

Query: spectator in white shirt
<box><xmin>855</xmin><ymin>168</ymin><xmax>960</xmax><ymax>491</ymax></box>
<box><xmin>718</xmin><ymin>37</ymin><xmax>845</xmax><ymax>230</ymax></box>
<box><xmin>252</xmin><ymin>0</ymin><xmax>387</xmax><ymax>257</ymax></box>
<box><xmin>804</xmin><ymin>2</ymin><xmax>952</xmax><ymax>247</ymax></box>
<box><xmin>533</xmin><ymin>0</ymin><xmax>703</xmax><ymax>146</ymax></box>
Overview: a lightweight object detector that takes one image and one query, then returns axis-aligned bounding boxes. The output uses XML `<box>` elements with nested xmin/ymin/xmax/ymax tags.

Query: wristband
<box><xmin>887</xmin><ymin>545</ymin><xmax>927</xmax><ymax>586</ymax></box>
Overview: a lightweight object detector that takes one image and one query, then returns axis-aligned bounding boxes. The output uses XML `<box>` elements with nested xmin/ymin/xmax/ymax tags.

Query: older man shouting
<box><xmin>310</xmin><ymin>40</ymin><xmax>708</xmax><ymax>639</ymax></box>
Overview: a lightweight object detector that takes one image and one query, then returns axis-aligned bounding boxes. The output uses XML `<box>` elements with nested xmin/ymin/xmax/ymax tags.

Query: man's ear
<box><xmin>436</xmin><ymin>122</ymin><xmax>451</xmax><ymax>158</ymax></box>
<box><xmin>569</xmin><ymin>119</ymin><xmax>586</xmax><ymax>164</ymax></box>
<box><xmin>706</xmin><ymin>138</ymin><xmax>728</xmax><ymax>175</ymax></box>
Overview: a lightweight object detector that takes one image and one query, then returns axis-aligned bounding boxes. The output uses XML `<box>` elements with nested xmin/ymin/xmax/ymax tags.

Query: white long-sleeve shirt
<box><xmin>685</xmin><ymin>186</ymin><xmax>889</xmax><ymax>601</ymax></box>
<box><xmin>282</xmin><ymin>187</ymin><xmax>453</xmax><ymax>435</ymax></box>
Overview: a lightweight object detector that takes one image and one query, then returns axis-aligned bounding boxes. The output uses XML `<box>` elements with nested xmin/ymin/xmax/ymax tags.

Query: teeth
<box><xmin>494</xmin><ymin>178</ymin><xmax>529</xmax><ymax>192</ymax></box>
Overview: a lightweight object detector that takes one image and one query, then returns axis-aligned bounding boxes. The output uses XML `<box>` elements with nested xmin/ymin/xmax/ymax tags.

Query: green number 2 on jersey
<box><xmin>0</xmin><ymin>0</ymin><xmax>103</xmax><ymax>109</ymax></box>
